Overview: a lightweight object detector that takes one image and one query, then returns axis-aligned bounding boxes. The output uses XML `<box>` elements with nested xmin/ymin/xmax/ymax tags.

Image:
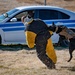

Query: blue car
<box><xmin>0</xmin><ymin>6</ymin><xmax>75</xmax><ymax>46</ymax></box>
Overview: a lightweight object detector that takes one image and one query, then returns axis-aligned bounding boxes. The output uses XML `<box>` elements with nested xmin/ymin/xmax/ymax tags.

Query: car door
<box><xmin>3</xmin><ymin>10</ymin><xmax>37</xmax><ymax>44</ymax></box>
<box><xmin>2</xmin><ymin>22</ymin><xmax>25</xmax><ymax>43</ymax></box>
<box><xmin>37</xmin><ymin>9</ymin><xmax>70</xmax><ymax>43</ymax></box>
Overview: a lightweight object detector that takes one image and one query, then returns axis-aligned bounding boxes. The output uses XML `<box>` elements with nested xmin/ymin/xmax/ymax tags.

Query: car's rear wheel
<box><xmin>58</xmin><ymin>35</ymin><xmax>69</xmax><ymax>47</ymax></box>
<box><xmin>60</xmin><ymin>39</ymin><xmax>69</xmax><ymax>47</ymax></box>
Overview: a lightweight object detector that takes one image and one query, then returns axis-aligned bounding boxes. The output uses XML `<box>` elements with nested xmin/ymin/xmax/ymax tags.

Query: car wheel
<box><xmin>0</xmin><ymin>36</ymin><xmax>2</xmax><ymax>44</ymax></box>
<box><xmin>58</xmin><ymin>35</ymin><xmax>69</xmax><ymax>47</ymax></box>
<box><xmin>60</xmin><ymin>39</ymin><xmax>69</xmax><ymax>47</ymax></box>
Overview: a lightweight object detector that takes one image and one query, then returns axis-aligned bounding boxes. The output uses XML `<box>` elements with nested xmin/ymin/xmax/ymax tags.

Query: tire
<box><xmin>0</xmin><ymin>36</ymin><xmax>2</xmax><ymax>44</ymax></box>
<box><xmin>60</xmin><ymin>39</ymin><xmax>69</xmax><ymax>47</ymax></box>
<box><xmin>58</xmin><ymin>35</ymin><xmax>69</xmax><ymax>47</ymax></box>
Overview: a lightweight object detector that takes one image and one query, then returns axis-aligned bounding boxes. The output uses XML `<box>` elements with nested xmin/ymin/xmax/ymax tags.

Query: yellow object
<box><xmin>46</xmin><ymin>39</ymin><xmax>57</xmax><ymax>63</ymax></box>
<box><xmin>49</xmin><ymin>31</ymin><xmax>53</xmax><ymax>35</ymax></box>
<box><xmin>27</xmin><ymin>19</ymin><xmax>33</xmax><ymax>24</ymax></box>
<box><xmin>25</xmin><ymin>31</ymin><xmax>36</xmax><ymax>48</ymax></box>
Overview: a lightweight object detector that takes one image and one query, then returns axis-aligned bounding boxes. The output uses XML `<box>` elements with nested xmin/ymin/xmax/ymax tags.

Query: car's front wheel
<box><xmin>0</xmin><ymin>35</ymin><xmax>2</xmax><ymax>44</ymax></box>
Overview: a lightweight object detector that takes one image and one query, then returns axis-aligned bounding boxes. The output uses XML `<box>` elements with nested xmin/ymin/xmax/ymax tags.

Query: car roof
<box><xmin>15</xmin><ymin>5</ymin><xmax>64</xmax><ymax>10</ymax></box>
<box><xmin>15</xmin><ymin>6</ymin><xmax>75</xmax><ymax>15</ymax></box>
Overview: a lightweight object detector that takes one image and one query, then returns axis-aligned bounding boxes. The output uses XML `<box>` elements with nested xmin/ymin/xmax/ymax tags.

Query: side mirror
<box><xmin>10</xmin><ymin>18</ymin><xmax>17</xmax><ymax>22</ymax></box>
<box><xmin>3</xmin><ymin>13</ymin><xmax>8</xmax><ymax>18</ymax></box>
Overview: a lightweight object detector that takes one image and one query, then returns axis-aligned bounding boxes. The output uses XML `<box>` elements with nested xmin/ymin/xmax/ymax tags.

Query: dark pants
<box><xmin>35</xmin><ymin>35</ymin><xmax>55</xmax><ymax>69</ymax></box>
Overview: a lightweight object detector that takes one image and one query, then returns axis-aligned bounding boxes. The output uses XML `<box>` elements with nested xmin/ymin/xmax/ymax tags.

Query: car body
<box><xmin>0</xmin><ymin>6</ymin><xmax>75</xmax><ymax>45</ymax></box>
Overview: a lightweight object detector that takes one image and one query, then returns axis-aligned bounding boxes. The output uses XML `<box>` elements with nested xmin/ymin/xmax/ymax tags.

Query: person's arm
<box><xmin>21</xmin><ymin>16</ymin><xmax>26</xmax><ymax>23</ymax></box>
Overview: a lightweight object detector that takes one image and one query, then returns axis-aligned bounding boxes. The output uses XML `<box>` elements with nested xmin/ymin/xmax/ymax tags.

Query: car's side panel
<box><xmin>0</xmin><ymin>19</ymin><xmax>75</xmax><ymax>44</ymax></box>
<box><xmin>0</xmin><ymin>22</ymin><xmax>26</xmax><ymax>44</ymax></box>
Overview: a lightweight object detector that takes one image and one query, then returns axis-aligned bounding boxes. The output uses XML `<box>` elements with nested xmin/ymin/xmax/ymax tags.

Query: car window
<box><xmin>38</xmin><ymin>9</ymin><xmax>70</xmax><ymax>20</ymax></box>
<box><xmin>58</xmin><ymin>11</ymin><xmax>70</xmax><ymax>19</ymax></box>
<box><xmin>0</xmin><ymin>9</ymin><xmax>19</xmax><ymax>22</ymax></box>
<box><xmin>14</xmin><ymin>12</ymin><xmax>27</xmax><ymax>21</ymax></box>
<box><xmin>9</xmin><ymin>10</ymin><xmax>37</xmax><ymax>22</ymax></box>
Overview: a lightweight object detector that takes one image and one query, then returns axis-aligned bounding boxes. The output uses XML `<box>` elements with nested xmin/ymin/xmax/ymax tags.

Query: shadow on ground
<box><xmin>60</xmin><ymin>66</ymin><xmax>75</xmax><ymax>71</ymax></box>
<box><xmin>55</xmin><ymin>46</ymin><xmax>69</xmax><ymax>50</ymax></box>
<box><xmin>0</xmin><ymin>44</ymin><xmax>69</xmax><ymax>51</ymax></box>
<box><xmin>0</xmin><ymin>44</ymin><xmax>35</xmax><ymax>51</ymax></box>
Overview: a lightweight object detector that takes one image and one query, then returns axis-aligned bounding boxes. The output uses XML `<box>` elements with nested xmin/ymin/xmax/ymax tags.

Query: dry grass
<box><xmin>17</xmin><ymin>0</ymin><xmax>75</xmax><ymax>11</ymax></box>
<box><xmin>0</xmin><ymin>46</ymin><xmax>75</xmax><ymax>75</ymax></box>
<box><xmin>0</xmin><ymin>0</ymin><xmax>75</xmax><ymax>14</ymax></box>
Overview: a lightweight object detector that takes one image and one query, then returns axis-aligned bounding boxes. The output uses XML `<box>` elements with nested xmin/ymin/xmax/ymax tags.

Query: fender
<box><xmin>0</xmin><ymin>29</ymin><xmax>5</xmax><ymax>44</ymax></box>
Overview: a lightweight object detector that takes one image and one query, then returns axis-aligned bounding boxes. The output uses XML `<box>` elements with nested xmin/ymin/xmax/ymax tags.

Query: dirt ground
<box><xmin>0</xmin><ymin>46</ymin><xmax>75</xmax><ymax>75</ymax></box>
<box><xmin>0</xmin><ymin>0</ymin><xmax>75</xmax><ymax>14</ymax></box>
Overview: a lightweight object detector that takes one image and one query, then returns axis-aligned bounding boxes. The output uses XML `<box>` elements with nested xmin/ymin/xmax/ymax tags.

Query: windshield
<box><xmin>0</xmin><ymin>8</ymin><xmax>19</xmax><ymax>22</ymax></box>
